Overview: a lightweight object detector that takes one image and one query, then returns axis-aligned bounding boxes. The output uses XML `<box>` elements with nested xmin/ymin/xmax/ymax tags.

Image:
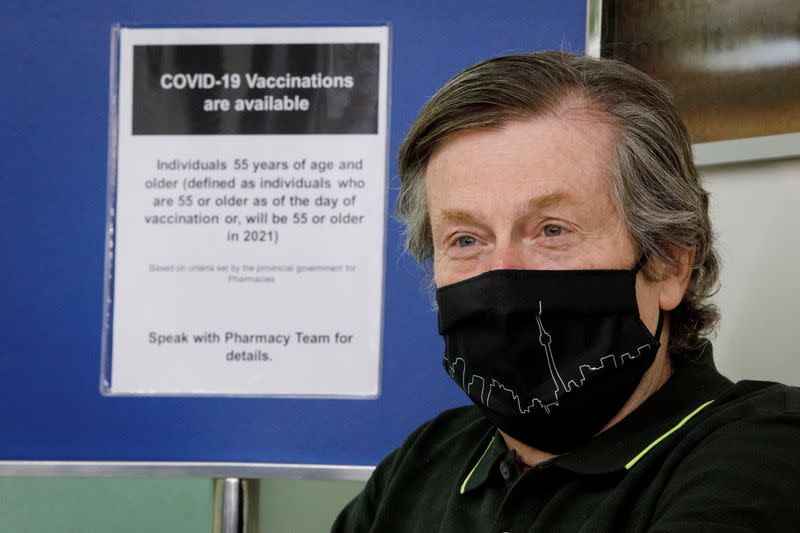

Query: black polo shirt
<box><xmin>332</xmin><ymin>345</ymin><xmax>800</xmax><ymax>532</ymax></box>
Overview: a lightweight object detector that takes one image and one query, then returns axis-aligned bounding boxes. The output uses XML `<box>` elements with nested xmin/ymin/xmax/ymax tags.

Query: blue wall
<box><xmin>0</xmin><ymin>0</ymin><xmax>586</xmax><ymax>467</ymax></box>
<box><xmin>0</xmin><ymin>1</ymin><xmax>586</xmax><ymax>530</ymax></box>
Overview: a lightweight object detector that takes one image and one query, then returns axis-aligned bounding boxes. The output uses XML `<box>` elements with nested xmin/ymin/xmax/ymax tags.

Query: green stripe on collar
<box><xmin>625</xmin><ymin>400</ymin><xmax>715</xmax><ymax>470</ymax></box>
<box><xmin>460</xmin><ymin>435</ymin><xmax>496</xmax><ymax>494</ymax></box>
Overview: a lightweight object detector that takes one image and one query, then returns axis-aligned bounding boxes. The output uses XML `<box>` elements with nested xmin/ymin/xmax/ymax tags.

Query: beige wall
<box><xmin>704</xmin><ymin>157</ymin><xmax>800</xmax><ymax>383</ymax></box>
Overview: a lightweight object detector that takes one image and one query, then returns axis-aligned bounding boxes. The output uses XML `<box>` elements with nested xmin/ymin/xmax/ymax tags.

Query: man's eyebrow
<box><xmin>434</xmin><ymin>210</ymin><xmax>485</xmax><ymax>225</ymax></box>
<box><xmin>527</xmin><ymin>191</ymin><xmax>572</xmax><ymax>211</ymax></box>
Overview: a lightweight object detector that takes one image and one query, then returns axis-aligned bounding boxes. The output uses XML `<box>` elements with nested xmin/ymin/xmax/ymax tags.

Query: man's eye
<box><xmin>543</xmin><ymin>224</ymin><xmax>563</xmax><ymax>237</ymax></box>
<box><xmin>455</xmin><ymin>235</ymin><xmax>477</xmax><ymax>247</ymax></box>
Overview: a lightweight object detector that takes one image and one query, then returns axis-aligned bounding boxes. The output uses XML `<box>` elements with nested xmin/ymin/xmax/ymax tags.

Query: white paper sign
<box><xmin>104</xmin><ymin>26</ymin><xmax>389</xmax><ymax>396</ymax></box>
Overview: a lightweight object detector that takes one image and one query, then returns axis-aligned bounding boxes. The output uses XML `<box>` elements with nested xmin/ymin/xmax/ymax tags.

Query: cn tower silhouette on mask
<box><xmin>445</xmin><ymin>302</ymin><xmax>653</xmax><ymax>416</ymax></box>
<box><xmin>535</xmin><ymin>306</ymin><xmax>568</xmax><ymax>400</ymax></box>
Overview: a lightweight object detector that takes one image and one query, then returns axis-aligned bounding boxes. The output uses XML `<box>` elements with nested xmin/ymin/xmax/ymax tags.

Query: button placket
<box><xmin>499</xmin><ymin>449</ymin><xmax>520</xmax><ymax>484</ymax></box>
<box><xmin>491</xmin><ymin>466</ymin><xmax>546</xmax><ymax>533</ymax></box>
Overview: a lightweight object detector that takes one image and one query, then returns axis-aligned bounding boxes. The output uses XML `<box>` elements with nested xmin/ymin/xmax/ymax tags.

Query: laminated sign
<box><xmin>103</xmin><ymin>26</ymin><xmax>390</xmax><ymax>396</ymax></box>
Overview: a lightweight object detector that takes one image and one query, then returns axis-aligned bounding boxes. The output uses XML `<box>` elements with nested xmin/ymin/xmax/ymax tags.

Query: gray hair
<box><xmin>397</xmin><ymin>51</ymin><xmax>719</xmax><ymax>359</ymax></box>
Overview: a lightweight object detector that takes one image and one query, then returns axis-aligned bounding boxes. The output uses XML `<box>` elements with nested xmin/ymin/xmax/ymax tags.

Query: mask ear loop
<box><xmin>633</xmin><ymin>251</ymin><xmax>666</xmax><ymax>343</ymax></box>
<box><xmin>654</xmin><ymin>308</ymin><xmax>665</xmax><ymax>344</ymax></box>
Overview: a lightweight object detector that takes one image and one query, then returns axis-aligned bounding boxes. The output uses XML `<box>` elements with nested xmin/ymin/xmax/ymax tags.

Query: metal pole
<box><xmin>212</xmin><ymin>478</ymin><xmax>260</xmax><ymax>533</ymax></box>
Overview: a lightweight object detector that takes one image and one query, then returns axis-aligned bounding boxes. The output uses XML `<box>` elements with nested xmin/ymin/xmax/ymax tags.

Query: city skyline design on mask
<box><xmin>445</xmin><ymin>301</ymin><xmax>653</xmax><ymax>415</ymax></box>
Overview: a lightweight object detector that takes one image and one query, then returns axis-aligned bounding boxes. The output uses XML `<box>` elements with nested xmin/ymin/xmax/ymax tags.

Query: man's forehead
<box><xmin>425</xmin><ymin>119</ymin><xmax>615</xmax><ymax>188</ymax></box>
<box><xmin>428</xmin><ymin>110</ymin><xmax>615</xmax><ymax>164</ymax></box>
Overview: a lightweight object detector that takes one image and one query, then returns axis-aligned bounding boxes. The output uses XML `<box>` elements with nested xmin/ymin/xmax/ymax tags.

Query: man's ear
<box><xmin>659</xmin><ymin>246</ymin><xmax>695</xmax><ymax>312</ymax></box>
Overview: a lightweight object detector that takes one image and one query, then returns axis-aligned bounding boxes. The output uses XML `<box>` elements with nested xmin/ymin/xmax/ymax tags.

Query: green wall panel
<box><xmin>0</xmin><ymin>477</ymin><xmax>364</xmax><ymax>532</ymax></box>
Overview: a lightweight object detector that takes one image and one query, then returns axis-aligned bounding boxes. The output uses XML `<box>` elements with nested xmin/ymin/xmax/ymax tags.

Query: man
<box><xmin>333</xmin><ymin>52</ymin><xmax>800</xmax><ymax>532</ymax></box>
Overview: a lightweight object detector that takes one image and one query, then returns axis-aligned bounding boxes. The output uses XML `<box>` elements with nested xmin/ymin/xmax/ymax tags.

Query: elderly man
<box><xmin>332</xmin><ymin>52</ymin><xmax>800</xmax><ymax>532</ymax></box>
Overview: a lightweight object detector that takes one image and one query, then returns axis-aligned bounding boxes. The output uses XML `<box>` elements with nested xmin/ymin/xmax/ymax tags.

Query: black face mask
<box><xmin>436</xmin><ymin>262</ymin><xmax>664</xmax><ymax>454</ymax></box>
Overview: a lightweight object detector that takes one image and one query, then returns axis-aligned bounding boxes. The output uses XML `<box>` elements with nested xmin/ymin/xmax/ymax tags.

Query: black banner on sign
<box><xmin>132</xmin><ymin>43</ymin><xmax>380</xmax><ymax>135</ymax></box>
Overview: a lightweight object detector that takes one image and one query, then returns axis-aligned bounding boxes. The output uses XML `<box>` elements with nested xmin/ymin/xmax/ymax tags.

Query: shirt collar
<box><xmin>459</xmin><ymin>432</ymin><xmax>507</xmax><ymax>494</ymax></box>
<box><xmin>554</xmin><ymin>341</ymin><xmax>731</xmax><ymax>474</ymax></box>
<box><xmin>460</xmin><ymin>342</ymin><xmax>732</xmax><ymax>492</ymax></box>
